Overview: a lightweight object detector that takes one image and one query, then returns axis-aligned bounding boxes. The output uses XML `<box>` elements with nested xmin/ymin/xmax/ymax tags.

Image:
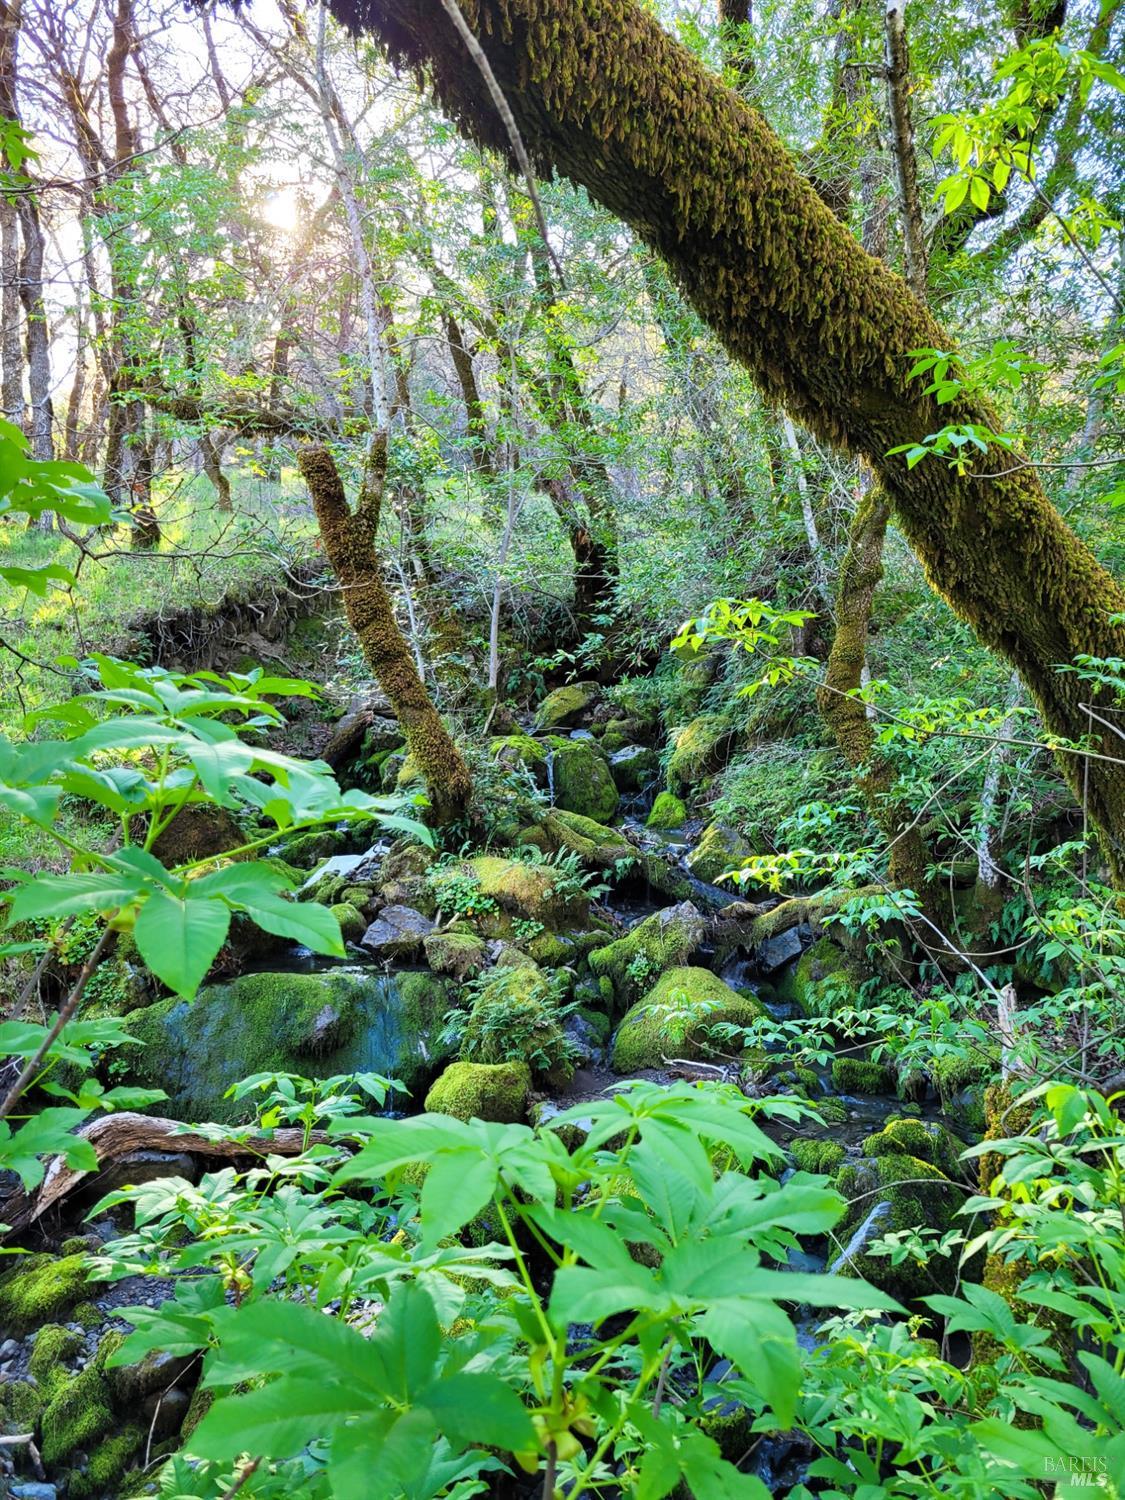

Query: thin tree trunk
<box><xmin>0</xmin><ymin>0</ymin><xmax>23</xmax><ymax>427</ymax></box>
<box><xmin>298</xmin><ymin>442</ymin><xmax>472</xmax><ymax>824</ymax></box>
<box><xmin>322</xmin><ymin>0</ymin><xmax>1125</xmax><ymax>879</ymax></box>
<box><xmin>17</xmin><ymin>194</ymin><xmax>52</xmax><ymax>459</ymax></box>
<box><xmin>884</xmin><ymin>4</ymin><xmax>927</xmax><ymax>299</ymax></box>
<box><xmin>817</xmin><ymin>486</ymin><xmax>932</xmax><ymax>897</ymax></box>
<box><xmin>780</xmin><ymin>413</ymin><xmax>829</xmax><ymax>606</ymax></box>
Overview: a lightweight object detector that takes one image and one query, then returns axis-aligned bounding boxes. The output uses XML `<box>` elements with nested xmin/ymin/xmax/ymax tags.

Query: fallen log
<box><xmin>1</xmin><ymin>1112</ymin><xmax>329</xmax><ymax>1238</ymax></box>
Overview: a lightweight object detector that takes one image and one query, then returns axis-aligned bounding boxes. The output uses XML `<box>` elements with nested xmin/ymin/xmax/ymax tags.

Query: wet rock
<box><xmin>608</xmin><ymin>744</ymin><xmax>658</xmax><ymax>793</ymax></box>
<box><xmin>10</xmin><ymin>1484</ymin><xmax>57</xmax><ymax>1500</ymax></box>
<box><xmin>87</xmin><ymin>1150</ymin><xmax>200</xmax><ymax>1198</ymax></box>
<box><xmin>685</xmin><ymin>821</ymin><xmax>750</xmax><ymax>885</ymax></box>
<box><xmin>360</xmin><ymin>905</ymin><xmax>434</xmax><ymax>959</ymax></box>
<box><xmin>142</xmin><ymin>1384</ymin><xmax>192</xmax><ymax>1438</ymax></box>
<box><xmin>755</xmin><ymin>926</ymin><xmax>802</xmax><ymax>975</ymax></box>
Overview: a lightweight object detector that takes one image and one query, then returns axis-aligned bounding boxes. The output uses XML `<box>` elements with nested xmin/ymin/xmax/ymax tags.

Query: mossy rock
<box><xmin>685</xmin><ymin>821</ymin><xmax>750</xmax><ymax>885</ymax></box>
<box><xmin>665</xmin><ymin>715</ymin><xmax>737</xmax><ymax>793</ymax></box>
<box><xmin>544</xmin><ymin>737</ymin><xmax>619</xmax><ymax>823</ymax></box>
<box><xmin>525</xmin><ymin>930</ymin><xmax>572</xmax><ymax>966</ymax></box>
<box><xmin>469</xmin><ymin>854</ymin><xmax>588</xmax><ymax>930</ymax></box>
<box><xmin>535</xmin><ymin>681</ymin><xmax>599</xmax><ymax>729</ymax></box>
<box><xmin>40</xmin><ymin>1359</ymin><xmax>115</xmax><ymax>1465</ymax></box>
<box><xmin>930</xmin><ymin>1049</ymin><xmax>999</xmax><ymax>1109</ymax></box>
<box><xmin>612</xmin><ymin>966</ymin><xmax>765</xmax><ymax>1074</ymax></box>
<box><xmin>0</xmin><ymin>1252</ymin><xmax>100</xmax><ymax>1337</ymax></box>
<box><xmin>29</xmin><ymin>1323</ymin><xmax>83</xmax><ymax>1397</ymax></box>
<box><xmin>424</xmin><ymin>1061</ymin><xmax>531</xmax><ymax>1123</ymax></box>
<box><xmin>831</xmin><ymin>1057</ymin><xmax>895</xmax><ymax>1095</ymax></box>
<box><xmin>423</xmin><ymin>928</ymin><xmax>488</xmax><ymax>979</ymax></box>
<box><xmin>778</xmin><ymin>937</ymin><xmax>867</xmax><ymax>1017</ymax></box>
<box><xmin>69</xmin><ymin>1424</ymin><xmax>145</xmax><ymax>1500</ymax></box>
<box><xmin>540</xmin><ymin>808</ymin><xmax>633</xmax><ymax>867</ymax></box>
<box><xmin>490</xmin><ymin>734</ymin><xmax>548</xmax><ymax>786</ymax></box>
<box><xmin>646</xmin><ymin>791</ymin><xmax>687</xmax><ymax>828</ymax></box>
<box><xmin>330</xmin><ymin>902</ymin><xmax>368</xmax><ymax>944</ymax></box>
<box><xmin>279</xmin><ymin>827</ymin><xmax>346</xmax><ymax>868</ymax></box>
<box><xmin>589</xmin><ymin>901</ymin><xmax>705</xmax><ymax>1011</ymax></box>
<box><xmin>459</xmin><ymin>967</ymin><xmax>572</xmax><ymax>1082</ymax></box>
<box><xmin>977</xmin><ymin>1081</ymin><xmax>1035</xmax><ymax>1195</ymax></box>
<box><xmin>789</xmin><ymin>1138</ymin><xmax>846</xmax><ymax>1176</ymax></box>
<box><xmin>862</xmin><ymin>1117</ymin><xmax>965</xmax><ymax>1179</ymax></box>
<box><xmin>0</xmin><ymin>1378</ymin><xmax>43</xmax><ymax>1435</ymax></box>
<box><xmin>836</xmin><ymin>1152</ymin><xmax>965</xmax><ymax>1297</ymax></box>
<box><xmin>150</xmin><ymin>804</ymin><xmax>243</xmax><ymax>865</ymax></box>
<box><xmin>607</xmin><ymin>744</ymin><xmax>659</xmax><ymax>792</ymax></box>
<box><xmin>122</xmin><ymin>968</ymin><xmax>443</xmax><ymax>1123</ymax></box>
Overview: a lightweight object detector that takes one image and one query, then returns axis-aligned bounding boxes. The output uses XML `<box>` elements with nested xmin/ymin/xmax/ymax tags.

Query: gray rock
<box><xmin>0</xmin><ymin>1338</ymin><xmax>20</xmax><ymax>1359</ymax></box>
<box><xmin>11</xmin><ymin>1486</ymin><xmax>58</xmax><ymax>1500</ymax></box>
<box><xmin>755</xmin><ymin>927</ymin><xmax>803</xmax><ymax>975</ymax></box>
<box><xmin>360</xmin><ymin>904</ymin><xmax>434</xmax><ymax>959</ymax></box>
<box><xmin>143</xmin><ymin>1384</ymin><xmax>192</xmax><ymax>1437</ymax></box>
<box><xmin>87</xmin><ymin>1149</ymin><xmax>199</xmax><ymax>1197</ymax></box>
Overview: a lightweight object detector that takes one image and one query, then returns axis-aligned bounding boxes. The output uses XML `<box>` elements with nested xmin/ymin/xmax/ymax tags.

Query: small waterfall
<box><xmin>828</xmin><ymin>1199</ymin><xmax>893</xmax><ymax>1274</ymax></box>
<box><xmin>545</xmin><ymin>746</ymin><xmax>556</xmax><ymax>807</ymax></box>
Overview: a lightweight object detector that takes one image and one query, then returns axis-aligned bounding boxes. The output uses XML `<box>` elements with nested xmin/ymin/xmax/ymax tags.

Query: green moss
<box><xmin>700</xmin><ymin>1408</ymin><xmax>756</xmax><ymax>1462</ymax></box>
<box><xmin>0</xmin><ymin>1252</ymin><xmax>97</xmax><ymax>1336</ymax></box>
<box><xmin>836</xmin><ymin>1152</ymin><xmax>965</xmax><ymax>1296</ymax></box>
<box><xmin>685</xmin><ymin>821</ymin><xmax>750</xmax><ymax>884</ymax></box>
<box><xmin>545</xmin><ymin>737</ymin><xmax>619</xmax><ymax>822</ymax></box>
<box><xmin>40</xmin><ymin>1360</ymin><xmax>114</xmax><ymax>1465</ymax></box>
<box><xmin>789</xmin><ymin>1138</ymin><xmax>846</xmax><ymax>1175</ymax></box>
<box><xmin>469</xmin><ymin>854</ymin><xmax>588</xmax><ymax>929</ymax></box>
<box><xmin>535</xmin><ymin>682</ymin><xmax>599</xmax><ymax>728</ymax></box>
<box><xmin>490</xmin><ymin>733</ymin><xmax>548</xmax><ymax>782</ymax></box>
<box><xmin>526</xmin><ymin>930</ymin><xmax>571</xmax><ymax>965</ymax></box>
<box><xmin>665</xmin><ymin>715</ymin><xmax>736</xmax><ymax>794</ymax></box>
<box><xmin>123</xmin><ymin>968</ymin><xmax>439</xmax><ymax>1122</ymax></box>
<box><xmin>831</xmin><ymin>1057</ymin><xmax>895</xmax><ymax>1095</ymax></box>
<box><xmin>862</xmin><ymin>1117</ymin><xmax>964</xmax><ymax>1178</ymax></box>
<box><xmin>72</xmin><ymin>1299</ymin><xmax>103</xmax><ymax>1330</ymax></box>
<box><xmin>0</xmin><ymin>1379</ymin><xmax>43</xmax><ymax>1435</ymax></box>
<box><xmin>424</xmin><ymin>1061</ymin><xmax>531</xmax><ymax>1123</ymax></box>
<box><xmin>612</xmin><ymin>966</ymin><xmax>764</xmax><ymax>1073</ymax></box>
<box><xmin>779</xmin><ymin>936</ymin><xmax>868</xmax><ymax>1017</ymax></box>
<box><xmin>330</xmin><ymin>901</ymin><xmax>367</xmax><ymax>944</ymax></box>
<box><xmin>646</xmin><ymin>790</ymin><xmax>687</xmax><ymax>828</ymax></box>
<box><xmin>423</xmin><ymin>928</ymin><xmax>488</xmax><ymax>978</ymax></box>
<box><xmin>69</xmin><ymin>1425</ymin><xmax>145</xmax><ymax>1500</ymax></box>
<box><xmin>590</xmin><ymin>901</ymin><xmax>705</xmax><ymax>1010</ymax></box>
<box><xmin>817</xmin><ymin>1098</ymin><xmax>849</xmax><ymax>1125</ymax></box>
<box><xmin>542</xmin><ymin>808</ymin><xmax>633</xmax><ymax>867</ymax></box>
<box><xmin>29</xmin><ymin>1323</ymin><xmax>83</xmax><ymax>1397</ymax></box>
<box><xmin>930</xmin><ymin>1049</ymin><xmax>998</xmax><ymax>1107</ymax></box>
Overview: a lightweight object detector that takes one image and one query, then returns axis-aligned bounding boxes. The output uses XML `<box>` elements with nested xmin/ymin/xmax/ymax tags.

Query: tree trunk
<box><xmin>297</xmin><ymin>442</ymin><xmax>472</xmax><ymax>825</ymax></box>
<box><xmin>883</xmin><ymin>4</ymin><xmax>927</xmax><ymax>300</ymax></box>
<box><xmin>325</xmin><ymin>0</ymin><xmax>1125</xmax><ymax>880</ymax></box>
<box><xmin>817</xmin><ymin>487</ymin><xmax>932</xmax><ymax>898</ymax></box>
<box><xmin>17</xmin><ymin>194</ymin><xmax>53</xmax><ymax>459</ymax></box>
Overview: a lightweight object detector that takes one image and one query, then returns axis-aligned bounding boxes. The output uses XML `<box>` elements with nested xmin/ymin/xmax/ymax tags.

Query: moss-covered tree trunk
<box><xmin>298</xmin><ymin>442</ymin><xmax>473</xmax><ymax>825</ymax></box>
<box><xmin>326</xmin><ymin>0</ymin><xmax>1125</xmax><ymax>881</ymax></box>
<box><xmin>817</xmin><ymin>486</ymin><xmax>932</xmax><ymax>900</ymax></box>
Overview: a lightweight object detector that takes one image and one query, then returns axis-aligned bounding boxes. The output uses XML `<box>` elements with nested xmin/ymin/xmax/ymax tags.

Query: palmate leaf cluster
<box><xmin>77</xmin><ymin>1075</ymin><xmax>1125</xmax><ymax>1499</ymax></box>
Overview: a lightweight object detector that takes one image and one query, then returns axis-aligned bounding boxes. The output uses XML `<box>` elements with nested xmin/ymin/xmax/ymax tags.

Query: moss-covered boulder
<box><xmin>469</xmin><ymin>854</ymin><xmax>589</xmax><ymax>929</ymax></box>
<box><xmin>608</xmin><ymin>744</ymin><xmax>659</xmax><ymax>792</ymax></box>
<box><xmin>835</xmin><ymin>1152</ymin><xmax>965</xmax><ymax>1296</ymax></box>
<box><xmin>535</xmin><ymin>681</ymin><xmax>599</xmax><ymax>729</ymax></box>
<box><xmin>685</xmin><ymin>822</ymin><xmax>750</xmax><ymax>885</ymax></box>
<box><xmin>69</xmin><ymin>1425</ymin><xmax>145</xmax><ymax>1499</ymax></box>
<box><xmin>330</xmin><ymin>902</ymin><xmax>368</xmax><ymax>944</ymax></box>
<box><xmin>831</xmin><ymin>1057</ymin><xmax>895</xmax><ymax>1095</ymax></box>
<box><xmin>789</xmin><ymin>1138</ymin><xmax>846</xmax><ymax>1176</ymax></box>
<box><xmin>862</xmin><ymin>1117</ymin><xmax>965</xmax><ymax>1178</ymax></box>
<box><xmin>0</xmin><ymin>1378</ymin><xmax>42</xmax><ymax>1436</ymax></box>
<box><xmin>122</xmin><ymin>968</ymin><xmax>445</xmax><ymax>1122</ymax></box>
<box><xmin>0</xmin><ymin>1253</ymin><xmax>100</xmax><ymax>1337</ymax></box>
<box><xmin>777</xmin><ymin>936</ymin><xmax>867</xmax><ymax>1017</ymax></box>
<box><xmin>545</xmin><ymin>737</ymin><xmax>619</xmax><ymax>823</ymax></box>
<box><xmin>589</xmin><ymin>901</ymin><xmax>706</xmax><ymax>1011</ymax></box>
<box><xmin>424</xmin><ymin>1061</ymin><xmax>531</xmax><ymax>1122</ymax></box>
<box><xmin>423</xmin><ymin>927</ymin><xmax>488</xmax><ymax>979</ymax></box>
<box><xmin>612</xmin><ymin>967</ymin><xmax>764</xmax><ymax>1074</ymax></box>
<box><xmin>646</xmin><ymin>790</ymin><xmax>687</xmax><ymax>828</ymax></box>
<box><xmin>537</xmin><ymin>809</ymin><xmax>633</xmax><ymax>868</ymax></box>
<box><xmin>40</xmin><ymin>1359</ymin><xmax>115</xmax><ymax>1465</ymax></box>
<box><xmin>490</xmin><ymin>733</ymin><xmax>549</xmax><ymax>786</ymax></box>
<box><xmin>665</xmin><ymin>715</ymin><xmax>737</xmax><ymax>793</ymax></box>
<box><xmin>458</xmin><ymin>967</ymin><xmax>573</xmax><ymax>1082</ymax></box>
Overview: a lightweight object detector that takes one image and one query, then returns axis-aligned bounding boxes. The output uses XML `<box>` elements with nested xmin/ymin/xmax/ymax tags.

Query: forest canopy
<box><xmin>0</xmin><ymin>0</ymin><xmax>1124</xmax><ymax>1496</ymax></box>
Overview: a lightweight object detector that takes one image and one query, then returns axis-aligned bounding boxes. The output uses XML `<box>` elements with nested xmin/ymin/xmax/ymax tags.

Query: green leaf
<box><xmin>236</xmin><ymin>892</ymin><xmax>345</xmax><ymax>956</ymax></box>
<box><xmin>419</xmin><ymin>1149</ymin><xmax>498</xmax><ymax>1246</ymax></box>
<box><xmin>133</xmin><ymin>890</ymin><xmax>231</xmax><ymax>998</ymax></box>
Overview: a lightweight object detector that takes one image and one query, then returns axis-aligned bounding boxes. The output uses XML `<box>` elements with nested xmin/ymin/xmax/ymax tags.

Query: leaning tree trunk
<box><xmin>297</xmin><ymin>442</ymin><xmax>473</xmax><ymax>825</ymax></box>
<box><xmin>324</xmin><ymin>0</ymin><xmax>1125</xmax><ymax>881</ymax></box>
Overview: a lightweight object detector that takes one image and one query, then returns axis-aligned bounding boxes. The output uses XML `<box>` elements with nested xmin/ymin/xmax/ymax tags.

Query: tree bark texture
<box><xmin>297</xmin><ymin>442</ymin><xmax>473</xmax><ymax>824</ymax></box>
<box><xmin>324</xmin><ymin>0</ymin><xmax>1125</xmax><ymax>879</ymax></box>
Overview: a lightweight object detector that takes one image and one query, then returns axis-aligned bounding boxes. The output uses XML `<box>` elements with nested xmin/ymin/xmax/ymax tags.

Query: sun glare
<box><xmin>261</xmin><ymin>185</ymin><xmax>302</xmax><ymax>233</ymax></box>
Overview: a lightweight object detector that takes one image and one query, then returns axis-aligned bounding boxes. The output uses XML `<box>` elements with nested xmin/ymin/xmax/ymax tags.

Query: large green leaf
<box><xmin>133</xmin><ymin>890</ymin><xmax>231</xmax><ymax>998</ymax></box>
